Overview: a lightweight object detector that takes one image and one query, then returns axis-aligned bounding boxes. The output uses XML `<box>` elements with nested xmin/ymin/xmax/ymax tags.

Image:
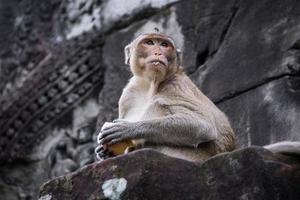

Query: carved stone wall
<box><xmin>0</xmin><ymin>0</ymin><xmax>300</xmax><ymax>199</ymax></box>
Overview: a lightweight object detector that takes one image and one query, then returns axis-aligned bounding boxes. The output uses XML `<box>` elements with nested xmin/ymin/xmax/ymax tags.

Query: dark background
<box><xmin>0</xmin><ymin>0</ymin><xmax>300</xmax><ymax>199</ymax></box>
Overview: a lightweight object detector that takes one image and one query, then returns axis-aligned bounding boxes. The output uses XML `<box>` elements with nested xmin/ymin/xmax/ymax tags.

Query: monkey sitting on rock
<box><xmin>95</xmin><ymin>32</ymin><xmax>300</xmax><ymax>162</ymax></box>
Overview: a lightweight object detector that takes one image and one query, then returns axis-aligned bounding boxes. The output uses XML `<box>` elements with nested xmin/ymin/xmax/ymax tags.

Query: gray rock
<box><xmin>40</xmin><ymin>148</ymin><xmax>300</xmax><ymax>200</ymax></box>
<box><xmin>51</xmin><ymin>158</ymin><xmax>78</xmax><ymax>177</ymax></box>
<box><xmin>0</xmin><ymin>158</ymin><xmax>51</xmax><ymax>200</ymax></box>
<box><xmin>219</xmin><ymin>77</ymin><xmax>300</xmax><ymax>147</ymax></box>
<box><xmin>74</xmin><ymin>143</ymin><xmax>95</xmax><ymax>167</ymax></box>
<box><xmin>76</xmin><ymin>125</ymin><xmax>93</xmax><ymax>144</ymax></box>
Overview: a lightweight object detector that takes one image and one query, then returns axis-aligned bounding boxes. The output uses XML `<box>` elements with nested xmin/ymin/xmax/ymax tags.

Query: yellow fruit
<box><xmin>105</xmin><ymin>140</ymin><xmax>134</xmax><ymax>155</ymax></box>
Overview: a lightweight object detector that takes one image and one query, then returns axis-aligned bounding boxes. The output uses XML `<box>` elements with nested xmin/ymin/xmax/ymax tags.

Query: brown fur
<box><xmin>98</xmin><ymin>33</ymin><xmax>235</xmax><ymax>162</ymax></box>
<box><xmin>120</xmin><ymin>33</ymin><xmax>235</xmax><ymax>161</ymax></box>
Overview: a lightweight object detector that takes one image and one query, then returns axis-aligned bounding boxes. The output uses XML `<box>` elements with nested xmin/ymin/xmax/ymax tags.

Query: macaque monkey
<box><xmin>95</xmin><ymin>32</ymin><xmax>236</xmax><ymax>162</ymax></box>
<box><xmin>95</xmin><ymin>32</ymin><xmax>300</xmax><ymax>161</ymax></box>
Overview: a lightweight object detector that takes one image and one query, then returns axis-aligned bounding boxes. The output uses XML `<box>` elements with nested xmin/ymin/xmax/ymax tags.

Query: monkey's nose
<box><xmin>154</xmin><ymin>52</ymin><xmax>162</xmax><ymax>56</ymax></box>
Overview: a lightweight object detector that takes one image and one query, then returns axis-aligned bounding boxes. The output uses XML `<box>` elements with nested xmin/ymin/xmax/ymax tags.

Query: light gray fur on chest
<box><xmin>124</xmin><ymin>92</ymin><xmax>166</xmax><ymax>122</ymax></box>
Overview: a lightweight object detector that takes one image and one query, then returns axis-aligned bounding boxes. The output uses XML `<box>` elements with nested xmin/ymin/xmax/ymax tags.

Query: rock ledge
<box><xmin>40</xmin><ymin>147</ymin><xmax>300</xmax><ymax>200</ymax></box>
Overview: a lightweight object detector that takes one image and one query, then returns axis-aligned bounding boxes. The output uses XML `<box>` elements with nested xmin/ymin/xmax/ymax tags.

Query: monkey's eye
<box><xmin>145</xmin><ymin>40</ymin><xmax>154</xmax><ymax>45</ymax></box>
<box><xmin>161</xmin><ymin>42</ymin><xmax>169</xmax><ymax>47</ymax></box>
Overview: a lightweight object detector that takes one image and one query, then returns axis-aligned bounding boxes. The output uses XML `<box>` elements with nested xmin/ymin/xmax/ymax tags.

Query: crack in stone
<box><xmin>214</xmin><ymin>73</ymin><xmax>299</xmax><ymax>104</ymax></box>
<box><xmin>215</xmin><ymin>0</ymin><xmax>239</xmax><ymax>55</ymax></box>
<box><xmin>195</xmin><ymin>48</ymin><xmax>209</xmax><ymax>69</ymax></box>
<box><xmin>189</xmin><ymin>0</ymin><xmax>240</xmax><ymax>76</ymax></box>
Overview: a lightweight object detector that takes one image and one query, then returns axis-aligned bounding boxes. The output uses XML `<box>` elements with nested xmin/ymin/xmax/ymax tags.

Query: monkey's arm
<box><xmin>98</xmin><ymin>109</ymin><xmax>218</xmax><ymax>148</ymax></box>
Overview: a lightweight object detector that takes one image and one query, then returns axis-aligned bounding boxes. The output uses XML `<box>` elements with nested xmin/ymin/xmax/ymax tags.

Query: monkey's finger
<box><xmin>97</xmin><ymin>132</ymin><xmax>103</xmax><ymax>144</ymax></box>
<box><xmin>95</xmin><ymin>146</ymin><xmax>105</xmax><ymax>160</ymax></box>
<box><xmin>95</xmin><ymin>146</ymin><xmax>113</xmax><ymax>159</ymax></box>
<box><xmin>101</xmin><ymin>126</ymin><xmax>114</xmax><ymax>131</ymax></box>
<box><xmin>107</xmin><ymin>138</ymin><xmax>125</xmax><ymax>146</ymax></box>
<box><xmin>99</xmin><ymin>137</ymin><xmax>113</xmax><ymax>145</ymax></box>
<box><xmin>102</xmin><ymin>150</ymin><xmax>115</xmax><ymax>159</ymax></box>
<box><xmin>96</xmin><ymin>153</ymin><xmax>103</xmax><ymax>161</ymax></box>
<box><xmin>97</xmin><ymin>128</ymin><xmax>116</xmax><ymax>143</ymax></box>
<box><xmin>95</xmin><ymin>146</ymin><xmax>105</xmax><ymax>155</ymax></box>
<box><xmin>98</xmin><ymin>150</ymin><xmax>109</xmax><ymax>158</ymax></box>
<box><xmin>99</xmin><ymin>127</ymin><xmax>122</xmax><ymax>139</ymax></box>
<box><xmin>99</xmin><ymin>132</ymin><xmax>123</xmax><ymax>145</ymax></box>
<box><xmin>100</xmin><ymin>122</ymin><xmax>117</xmax><ymax>131</ymax></box>
<box><xmin>96</xmin><ymin>152</ymin><xmax>111</xmax><ymax>160</ymax></box>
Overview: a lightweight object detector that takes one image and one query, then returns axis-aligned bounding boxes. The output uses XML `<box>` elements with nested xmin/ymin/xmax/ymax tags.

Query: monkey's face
<box><xmin>128</xmin><ymin>34</ymin><xmax>179</xmax><ymax>81</ymax></box>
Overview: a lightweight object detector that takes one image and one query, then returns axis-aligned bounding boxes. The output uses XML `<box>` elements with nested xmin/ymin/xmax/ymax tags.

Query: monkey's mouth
<box><xmin>149</xmin><ymin>60</ymin><xmax>166</xmax><ymax>66</ymax></box>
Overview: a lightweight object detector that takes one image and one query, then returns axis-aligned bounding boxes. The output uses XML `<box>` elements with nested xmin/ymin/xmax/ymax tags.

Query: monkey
<box><xmin>95</xmin><ymin>32</ymin><xmax>300</xmax><ymax>162</ymax></box>
<box><xmin>95</xmin><ymin>32</ymin><xmax>235</xmax><ymax>162</ymax></box>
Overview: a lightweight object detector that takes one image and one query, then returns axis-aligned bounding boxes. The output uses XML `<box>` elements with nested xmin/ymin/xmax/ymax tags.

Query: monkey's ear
<box><xmin>176</xmin><ymin>49</ymin><xmax>182</xmax><ymax>66</ymax></box>
<box><xmin>124</xmin><ymin>44</ymin><xmax>131</xmax><ymax>65</ymax></box>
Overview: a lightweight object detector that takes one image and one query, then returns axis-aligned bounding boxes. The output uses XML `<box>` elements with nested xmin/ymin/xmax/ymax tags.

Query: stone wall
<box><xmin>0</xmin><ymin>0</ymin><xmax>300</xmax><ymax>199</ymax></box>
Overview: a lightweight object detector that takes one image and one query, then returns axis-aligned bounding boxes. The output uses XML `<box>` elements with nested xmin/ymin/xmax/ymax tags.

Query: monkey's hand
<box><xmin>98</xmin><ymin>121</ymin><xmax>135</xmax><ymax>146</ymax></box>
<box><xmin>95</xmin><ymin>145</ymin><xmax>114</xmax><ymax>160</ymax></box>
